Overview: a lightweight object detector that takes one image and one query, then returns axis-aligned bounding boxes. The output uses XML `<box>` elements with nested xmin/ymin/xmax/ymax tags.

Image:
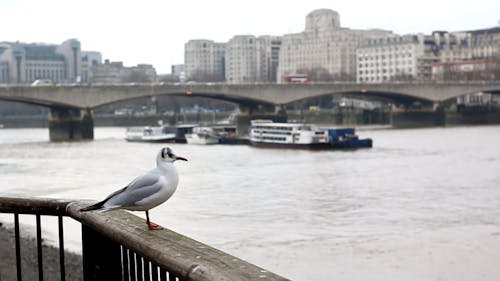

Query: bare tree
<box><xmin>121</xmin><ymin>71</ymin><xmax>152</xmax><ymax>83</ymax></box>
<box><xmin>159</xmin><ymin>74</ymin><xmax>180</xmax><ymax>83</ymax></box>
<box><xmin>188</xmin><ymin>70</ymin><xmax>225</xmax><ymax>82</ymax></box>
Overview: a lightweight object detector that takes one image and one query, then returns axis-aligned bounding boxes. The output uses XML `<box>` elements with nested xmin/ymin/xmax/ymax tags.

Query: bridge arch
<box><xmin>2</xmin><ymin>82</ymin><xmax>500</xmax><ymax>109</ymax></box>
<box><xmin>438</xmin><ymin>87</ymin><xmax>500</xmax><ymax>103</ymax></box>
<box><xmin>281</xmin><ymin>89</ymin><xmax>435</xmax><ymax>107</ymax></box>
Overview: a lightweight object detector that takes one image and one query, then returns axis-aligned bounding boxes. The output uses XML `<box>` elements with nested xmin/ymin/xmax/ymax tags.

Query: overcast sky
<box><xmin>1</xmin><ymin>0</ymin><xmax>499</xmax><ymax>74</ymax></box>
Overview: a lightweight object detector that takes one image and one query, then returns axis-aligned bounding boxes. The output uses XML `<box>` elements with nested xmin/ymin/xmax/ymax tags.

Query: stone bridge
<box><xmin>2</xmin><ymin>82</ymin><xmax>500</xmax><ymax>108</ymax></box>
<box><xmin>1</xmin><ymin>82</ymin><xmax>499</xmax><ymax>140</ymax></box>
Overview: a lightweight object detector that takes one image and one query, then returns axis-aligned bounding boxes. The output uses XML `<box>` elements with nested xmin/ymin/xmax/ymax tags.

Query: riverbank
<box><xmin>0</xmin><ymin>223</ymin><xmax>82</xmax><ymax>281</ymax></box>
<box><xmin>2</xmin><ymin>109</ymin><xmax>500</xmax><ymax>129</ymax></box>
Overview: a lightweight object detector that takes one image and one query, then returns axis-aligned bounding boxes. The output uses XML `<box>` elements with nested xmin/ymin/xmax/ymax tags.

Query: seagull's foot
<box><xmin>147</xmin><ymin>222</ymin><xmax>162</xmax><ymax>231</ymax></box>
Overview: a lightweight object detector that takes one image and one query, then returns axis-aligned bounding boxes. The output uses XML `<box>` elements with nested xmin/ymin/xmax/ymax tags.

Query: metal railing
<box><xmin>0</xmin><ymin>197</ymin><xmax>290</xmax><ymax>281</ymax></box>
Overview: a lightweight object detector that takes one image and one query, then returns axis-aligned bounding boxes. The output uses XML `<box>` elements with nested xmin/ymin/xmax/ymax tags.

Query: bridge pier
<box><xmin>391</xmin><ymin>110</ymin><xmax>445</xmax><ymax>128</ymax></box>
<box><xmin>49</xmin><ymin>108</ymin><xmax>94</xmax><ymax>141</ymax></box>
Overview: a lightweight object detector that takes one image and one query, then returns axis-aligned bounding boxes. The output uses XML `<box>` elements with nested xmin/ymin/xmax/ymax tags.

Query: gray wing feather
<box><xmin>126</xmin><ymin>170</ymin><xmax>160</xmax><ymax>191</ymax></box>
<box><xmin>104</xmin><ymin>170</ymin><xmax>162</xmax><ymax>207</ymax></box>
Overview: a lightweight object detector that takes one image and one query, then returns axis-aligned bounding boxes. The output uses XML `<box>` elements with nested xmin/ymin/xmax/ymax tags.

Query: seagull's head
<box><xmin>157</xmin><ymin>147</ymin><xmax>188</xmax><ymax>164</ymax></box>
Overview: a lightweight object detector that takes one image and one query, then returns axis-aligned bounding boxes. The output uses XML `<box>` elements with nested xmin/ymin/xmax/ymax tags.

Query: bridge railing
<box><xmin>0</xmin><ymin>197</ymin><xmax>289</xmax><ymax>281</ymax></box>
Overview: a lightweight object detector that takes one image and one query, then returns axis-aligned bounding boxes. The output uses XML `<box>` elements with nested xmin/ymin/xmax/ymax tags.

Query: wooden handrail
<box><xmin>0</xmin><ymin>197</ymin><xmax>71</xmax><ymax>216</ymax></box>
<box><xmin>67</xmin><ymin>201</ymin><xmax>288</xmax><ymax>281</ymax></box>
<box><xmin>0</xmin><ymin>197</ymin><xmax>290</xmax><ymax>281</ymax></box>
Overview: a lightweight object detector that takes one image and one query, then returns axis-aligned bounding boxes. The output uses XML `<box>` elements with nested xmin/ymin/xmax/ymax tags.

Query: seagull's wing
<box><xmin>102</xmin><ymin>170</ymin><xmax>163</xmax><ymax>209</ymax></box>
<box><xmin>126</xmin><ymin>170</ymin><xmax>161</xmax><ymax>192</ymax></box>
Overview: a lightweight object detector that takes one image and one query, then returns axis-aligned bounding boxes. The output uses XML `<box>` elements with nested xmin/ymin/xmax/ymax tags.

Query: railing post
<box><xmin>82</xmin><ymin>224</ymin><xmax>122</xmax><ymax>281</ymax></box>
<box><xmin>14</xmin><ymin>213</ymin><xmax>22</xmax><ymax>281</ymax></box>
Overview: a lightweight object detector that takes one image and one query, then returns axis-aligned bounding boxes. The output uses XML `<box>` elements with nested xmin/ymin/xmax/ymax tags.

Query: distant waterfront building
<box><xmin>81</xmin><ymin>51</ymin><xmax>103</xmax><ymax>83</ymax></box>
<box><xmin>89</xmin><ymin>60</ymin><xmax>157</xmax><ymax>83</ymax></box>
<box><xmin>434</xmin><ymin>27</ymin><xmax>500</xmax><ymax>62</ymax></box>
<box><xmin>89</xmin><ymin>60</ymin><xmax>122</xmax><ymax>83</ymax></box>
<box><xmin>184</xmin><ymin>39</ymin><xmax>226</xmax><ymax>82</ymax></box>
<box><xmin>82</xmin><ymin>51</ymin><xmax>102</xmax><ymax>67</ymax></box>
<box><xmin>357</xmin><ymin>27</ymin><xmax>500</xmax><ymax>83</ymax></box>
<box><xmin>0</xmin><ymin>39</ymin><xmax>84</xmax><ymax>84</ymax></box>
<box><xmin>430</xmin><ymin>27</ymin><xmax>500</xmax><ymax>81</ymax></box>
<box><xmin>171</xmin><ymin>64</ymin><xmax>184</xmax><ymax>76</ymax></box>
<box><xmin>171</xmin><ymin>64</ymin><xmax>185</xmax><ymax>82</ymax></box>
<box><xmin>432</xmin><ymin>59</ymin><xmax>500</xmax><ymax>81</ymax></box>
<box><xmin>255</xmin><ymin>36</ymin><xmax>282</xmax><ymax>83</ymax></box>
<box><xmin>455</xmin><ymin>91</ymin><xmax>500</xmax><ymax>108</ymax></box>
<box><xmin>278</xmin><ymin>9</ymin><xmax>392</xmax><ymax>83</ymax></box>
<box><xmin>466</xmin><ymin>27</ymin><xmax>500</xmax><ymax>59</ymax></box>
<box><xmin>225</xmin><ymin>35</ymin><xmax>258</xmax><ymax>83</ymax></box>
<box><xmin>224</xmin><ymin>35</ymin><xmax>282</xmax><ymax>84</ymax></box>
<box><xmin>357</xmin><ymin>34</ymin><xmax>439</xmax><ymax>83</ymax></box>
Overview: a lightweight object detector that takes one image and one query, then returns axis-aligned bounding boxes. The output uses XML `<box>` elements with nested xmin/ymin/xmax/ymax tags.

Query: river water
<box><xmin>1</xmin><ymin>126</ymin><xmax>500</xmax><ymax>281</ymax></box>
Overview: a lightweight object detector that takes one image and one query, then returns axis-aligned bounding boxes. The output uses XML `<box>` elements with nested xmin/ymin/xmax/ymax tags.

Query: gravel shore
<box><xmin>0</xmin><ymin>223</ymin><xmax>83</xmax><ymax>281</ymax></box>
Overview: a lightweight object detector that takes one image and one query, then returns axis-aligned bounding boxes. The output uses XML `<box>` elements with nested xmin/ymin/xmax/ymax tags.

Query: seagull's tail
<box><xmin>79</xmin><ymin>186</ymin><xmax>128</xmax><ymax>212</ymax></box>
<box><xmin>79</xmin><ymin>200</ymin><xmax>106</xmax><ymax>212</ymax></box>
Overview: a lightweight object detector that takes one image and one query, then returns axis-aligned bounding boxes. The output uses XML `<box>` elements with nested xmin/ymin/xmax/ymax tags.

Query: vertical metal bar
<box><xmin>36</xmin><ymin>214</ymin><xmax>44</xmax><ymax>281</ymax></box>
<box><xmin>82</xmin><ymin>224</ymin><xmax>123</xmax><ymax>281</ymax></box>
<box><xmin>159</xmin><ymin>268</ymin><xmax>167</xmax><ymax>281</ymax></box>
<box><xmin>58</xmin><ymin>216</ymin><xmax>66</xmax><ymax>281</ymax></box>
<box><xmin>151</xmin><ymin>264</ymin><xmax>159</xmax><ymax>281</ymax></box>
<box><xmin>14</xmin><ymin>213</ymin><xmax>22</xmax><ymax>281</ymax></box>
<box><xmin>128</xmin><ymin>250</ymin><xmax>136</xmax><ymax>281</ymax></box>
<box><xmin>143</xmin><ymin>259</ymin><xmax>151</xmax><ymax>281</ymax></box>
<box><xmin>136</xmin><ymin>256</ymin><xmax>143</xmax><ymax>281</ymax></box>
<box><xmin>122</xmin><ymin>247</ymin><xmax>129</xmax><ymax>281</ymax></box>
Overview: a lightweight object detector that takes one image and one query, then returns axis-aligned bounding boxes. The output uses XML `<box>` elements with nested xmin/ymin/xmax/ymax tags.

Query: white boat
<box><xmin>125</xmin><ymin>126</ymin><xmax>177</xmax><ymax>142</ymax></box>
<box><xmin>249</xmin><ymin>120</ymin><xmax>329</xmax><ymax>149</ymax></box>
<box><xmin>185</xmin><ymin>127</ymin><xmax>220</xmax><ymax>145</ymax></box>
<box><xmin>125</xmin><ymin>122</ymin><xmax>194</xmax><ymax>143</ymax></box>
<box><xmin>249</xmin><ymin>120</ymin><xmax>373</xmax><ymax>149</ymax></box>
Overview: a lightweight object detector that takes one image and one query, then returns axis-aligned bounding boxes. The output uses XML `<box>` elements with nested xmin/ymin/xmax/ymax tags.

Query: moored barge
<box><xmin>249</xmin><ymin>120</ymin><xmax>372</xmax><ymax>149</ymax></box>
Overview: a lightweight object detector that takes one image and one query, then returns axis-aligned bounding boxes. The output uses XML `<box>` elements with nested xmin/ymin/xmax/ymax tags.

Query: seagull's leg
<box><xmin>145</xmin><ymin>210</ymin><xmax>162</xmax><ymax>230</ymax></box>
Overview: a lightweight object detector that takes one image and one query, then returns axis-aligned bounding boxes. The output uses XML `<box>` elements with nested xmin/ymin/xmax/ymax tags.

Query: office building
<box><xmin>256</xmin><ymin>35</ymin><xmax>281</xmax><ymax>83</ymax></box>
<box><xmin>184</xmin><ymin>39</ymin><xmax>225</xmax><ymax>82</ymax></box>
<box><xmin>89</xmin><ymin>60</ymin><xmax>157</xmax><ymax>83</ymax></box>
<box><xmin>224</xmin><ymin>35</ymin><xmax>282</xmax><ymax>84</ymax></box>
<box><xmin>225</xmin><ymin>35</ymin><xmax>258</xmax><ymax>83</ymax></box>
<box><xmin>278</xmin><ymin>9</ymin><xmax>392</xmax><ymax>82</ymax></box>
<box><xmin>0</xmin><ymin>39</ymin><xmax>84</xmax><ymax>84</ymax></box>
<box><xmin>357</xmin><ymin>34</ymin><xmax>439</xmax><ymax>82</ymax></box>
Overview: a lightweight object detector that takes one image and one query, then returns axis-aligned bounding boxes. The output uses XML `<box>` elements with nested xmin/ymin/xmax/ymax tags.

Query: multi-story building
<box><xmin>434</xmin><ymin>27</ymin><xmax>500</xmax><ymax>62</ymax></box>
<box><xmin>0</xmin><ymin>39</ymin><xmax>85</xmax><ymax>84</ymax></box>
<box><xmin>89</xmin><ymin>60</ymin><xmax>157</xmax><ymax>84</ymax></box>
<box><xmin>88</xmin><ymin>60</ymin><xmax>123</xmax><ymax>83</ymax></box>
<box><xmin>278</xmin><ymin>9</ymin><xmax>392</xmax><ymax>83</ymax></box>
<box><xmin>357</xmin><ymin>27</ymin><xmax>500</xmax><ymax>83</ymax></box>
<box><xmin>170</xmin><ymin>64</ymin><xmax>185</xmax><ymax>82</ymax></box>
<box><xmin>256</xmin><ymin>36</ymin><xmax>281</xmax><ymax>83</ymax></box>
<box><xmin>430</xmin><ymin>27</ymin><xmax>500</xmax><ymax>81</ymax></box>
<box><xmin>225</xmin><ymin>35</ymin><xmax>258</xmax><ymax>83</ymax></box>
<box><xmin>171</xmin><ymin>64</ymin><xmax>184</xmax><ymax>76</ymax></box>
<box><xmin>357</xmin><ymin>34</ymin><xmax>439</xmax><ymax>83</ymax></box>
<box><xmin>432</xmin><ymin>59</ymin><xmax>500</xmax><ymax>81</ymax></box>
<box><xmin>184</xmin><ymin>39</ymin><xmax>225</xmax><ymax>82</ymax></box>
<box><xmin>81</xmin><ymin>51</ymin><xmax>102</xmax><ymax>83</ymax></box>
<box><xmin>224</xmin><ymin>35</ymin><xmax>282</xmax><ymax>84</ymax></box>
<box><xmin>82</xmin><ymin>51</ymin><xmax>102</xmax><ymax>67</ymax></box>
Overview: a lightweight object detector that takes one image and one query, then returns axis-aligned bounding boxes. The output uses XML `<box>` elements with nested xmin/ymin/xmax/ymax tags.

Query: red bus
<box><xmin>283</xmin><ymin>74</ymin><xmax>309</xmax><ymax>84</ymax></box>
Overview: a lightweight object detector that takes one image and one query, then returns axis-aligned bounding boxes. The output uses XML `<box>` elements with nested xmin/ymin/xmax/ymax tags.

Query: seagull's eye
<box><xmin>167</xmin><ymin>153</ymin><xmax>173</xmax><ymax>158</ymax></box>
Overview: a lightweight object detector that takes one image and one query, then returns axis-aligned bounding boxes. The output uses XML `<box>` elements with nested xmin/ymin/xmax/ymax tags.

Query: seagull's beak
<box><xmin>175</xmin><ymin>155</ymin><xmax>188</xmax><ymax>161</ymax></box>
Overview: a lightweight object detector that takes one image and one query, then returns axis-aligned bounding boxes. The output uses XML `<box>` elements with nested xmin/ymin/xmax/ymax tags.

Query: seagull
<box><xmin>80</xmin><ymin>147</ymin><xmax>187</xmax><ymax>230</ymax></box>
